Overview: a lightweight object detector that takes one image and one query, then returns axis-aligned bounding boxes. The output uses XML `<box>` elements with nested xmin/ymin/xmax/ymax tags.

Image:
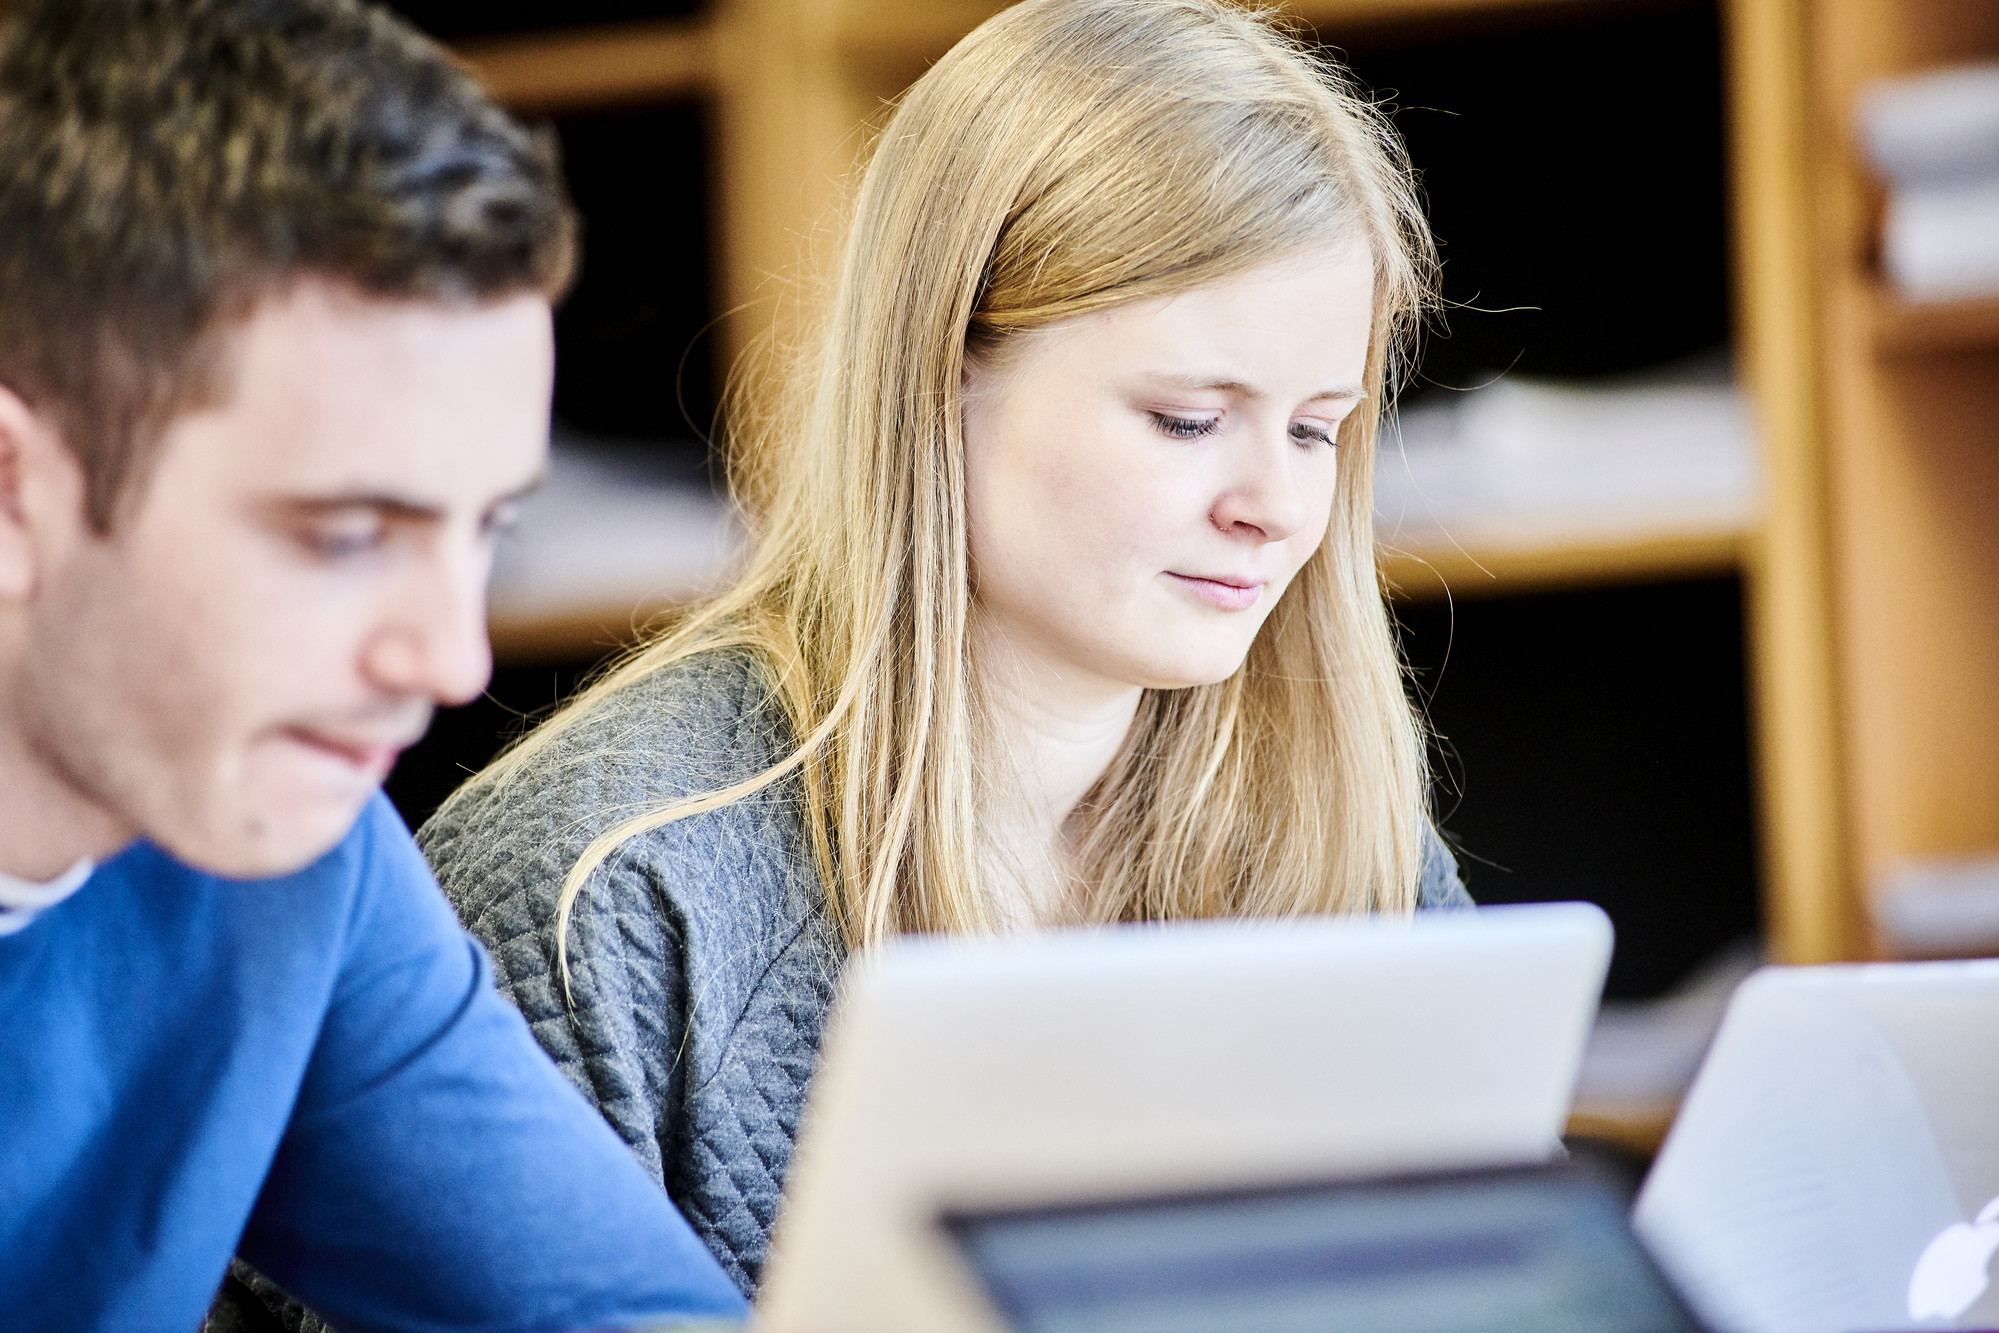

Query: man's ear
<box><xmin>0</xmin><ymin>383</ymin><xmax>84</xmax><ymax>603</ymax></box>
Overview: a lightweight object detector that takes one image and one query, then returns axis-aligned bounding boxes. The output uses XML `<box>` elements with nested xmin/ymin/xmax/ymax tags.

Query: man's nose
<box><xmin>361</xmin><ymin>555</ymin><xmax>494</xmax><ymax>708</ymax></box>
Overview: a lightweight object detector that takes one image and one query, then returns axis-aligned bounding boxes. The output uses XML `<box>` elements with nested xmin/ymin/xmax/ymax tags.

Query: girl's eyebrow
<box><xmin>1147</xmin><ymin>371</ymin><xmax>1367</xmax><ymax>402</ymax></box>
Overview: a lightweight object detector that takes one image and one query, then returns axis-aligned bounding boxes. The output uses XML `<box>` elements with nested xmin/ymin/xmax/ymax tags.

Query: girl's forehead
<box><xmin>980</xmin><ymin>246</ymin><xmax>1377</xmax><ymax>391</ymax></box>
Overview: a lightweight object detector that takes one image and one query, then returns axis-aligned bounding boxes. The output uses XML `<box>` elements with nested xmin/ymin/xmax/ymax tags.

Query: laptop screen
<box><xmin>943</xmin><ymin>1161</ymin><xmax>1703</xmax><ymax>1333</ymax></box>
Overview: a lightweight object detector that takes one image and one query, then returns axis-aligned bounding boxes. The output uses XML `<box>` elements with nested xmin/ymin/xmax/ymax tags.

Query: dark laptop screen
<box><xmin>943</xmin><ymin>1161</ymin><xmax>1703</xmax><ymax>1333</ymax></box>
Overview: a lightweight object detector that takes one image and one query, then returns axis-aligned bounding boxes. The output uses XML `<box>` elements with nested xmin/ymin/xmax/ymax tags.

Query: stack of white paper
<box><xmin>1875</xmin><ymin>854</ymin><xmax>1999</xmax><ymax>957</ymax></box>
<box><xmin>1373</xmin><ymin>353</ymin><xmax>1758</xmax><ymax>550</ymax></box>
<box><xmin>488</xmin><ymin>435</ymin><xmax>743</xmax><ymax>628</ymax></box>
<box><xmin>1858</xmin><ymin>62</ymin><xmax>1999</xmax><ymax>300</ymax></box>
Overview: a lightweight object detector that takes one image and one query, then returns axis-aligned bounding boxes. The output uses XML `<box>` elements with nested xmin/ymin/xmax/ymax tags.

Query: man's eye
<box><xmin>1289</xmin><ymin>420</ymin><xmax>1338</xmax><ymax>448</ymax></box>
<box><xmin>300</xmin><ymin>520</ymin><xmax>385</xmax><ymax>559</ymax></box>
<box><xmin>1150</xmin><ymin>412</ymin><xmax>1221</xmax><ymax>440</ymax></box>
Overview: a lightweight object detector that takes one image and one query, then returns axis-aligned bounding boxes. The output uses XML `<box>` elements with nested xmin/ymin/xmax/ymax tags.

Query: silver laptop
<box><xmin>757</xmin><ymin>902</ymin><xmax>1615</xmax><ymax>1332</ymax></box>
<box><xmin>1635</xmin><ymin>959</ymin><xmax>1999</xmax><ymax>1333</ymax></box>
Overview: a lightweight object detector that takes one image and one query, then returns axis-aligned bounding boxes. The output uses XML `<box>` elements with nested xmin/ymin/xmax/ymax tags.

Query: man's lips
<box><xmin>1165</xmin><ymin>571</ymin><xmax>1268</xmax><ymax>612</ymax></box>
<box><xmin>286</xmin><ymin>726</ymin><xmax>421</xmax><ymax>777</ymax></box>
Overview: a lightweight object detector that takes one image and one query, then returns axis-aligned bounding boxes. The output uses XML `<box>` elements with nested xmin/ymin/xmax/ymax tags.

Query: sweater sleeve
<box><xmin>228</xmin><ymin>799</ymin><xmax>746</xmax><ymax>1333</ymax></box>
<box><xmin>222</xmin><ymin>800</ymin><xmax>760</xmax><ymax>1333</ymax></box>
<box><xmin>427</xmin><ymin>807</ymin><xmax>699</xmax><ymax>1193</ymax></box>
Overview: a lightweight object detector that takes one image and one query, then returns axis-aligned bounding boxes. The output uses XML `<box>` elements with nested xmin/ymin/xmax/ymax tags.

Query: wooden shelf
<box><xmin>1379</xmin><ymin>522</ymin><xmax>1750</xmax><ymax>600</ymax></box>
<box><xmin>833</xmin><ymin>1</ymin><xmax>1007</xmax><ymax>62</ymax></box>
<box><xmin>489</xmin><ymin>596</ymin><xmax>682</xmax><ymax>665</ymax></box>
<box><xmin>1873</xmin><ymin>287</ymin><xmax>1999</xmax><ymax>356</ymax></box>
<box><xmin>455</xmin><ymin>17</ymin><xmax>712</xmax><ymax>114</ymax></box>
<box><xmin>453</xmin><ymin>0</ymin><xmax>1682</xmax><ymax>119</ymax></box>
<box><xmin>821</xmin><ymin>0</ymin><xmax>1674</xmax><ymax>108</ymax></box>
<box><xmin>1290</xmin><ymin>0</ymin><xmax>1676</xmax><ymax>41</ymax></box>
<box><xmin>490</xmin><ymin>525</ymin><xmax>1750</xmax><ymax>664</ymax></box>
<box><xmin>491</xmin><ymin>525</ymin><xmax>1751</xmax><ymax>662</ymax></box>
<box><xmin>1565</xmin><ymin>1106</ymin><xmax>1676</xmax><ymax>1158</ymax></box>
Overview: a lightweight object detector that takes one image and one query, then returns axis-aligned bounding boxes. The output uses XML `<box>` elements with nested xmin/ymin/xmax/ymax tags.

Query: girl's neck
<box><xmin>974</xmin><ymin>623</ymin><xmax>1143</xmax><ymax>926</ymax></box>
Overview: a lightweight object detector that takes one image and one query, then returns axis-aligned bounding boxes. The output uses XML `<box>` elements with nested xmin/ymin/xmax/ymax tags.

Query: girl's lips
<box><xmin>1165</xmin><ymin>571</ymin><xmax>1266</xmax><ymax>612</ymax></box>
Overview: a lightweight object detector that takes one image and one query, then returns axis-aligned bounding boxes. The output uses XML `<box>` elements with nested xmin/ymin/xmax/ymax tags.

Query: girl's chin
<box><xmin>1118</xmin><ymin>646</ymin><xmax>1256</xmax><ymax>692</ymax></box>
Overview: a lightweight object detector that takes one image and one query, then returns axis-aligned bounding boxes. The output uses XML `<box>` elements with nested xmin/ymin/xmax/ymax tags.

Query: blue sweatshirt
<box><xmin>0</xmin><ymin>794</ymin><xmax>747</xmax><ymax>1333</ymax></box>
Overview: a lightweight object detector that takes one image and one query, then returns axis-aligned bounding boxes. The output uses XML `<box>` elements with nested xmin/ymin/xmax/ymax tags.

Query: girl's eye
<box><xmin>1150</xmin><ymin>412</ymin><xmax>1221</xmax><ymax>440</ymax></box>
<box><xmin>1289</xmin><ymin>420</ymin><xmax>1338</xmax><ymax>448</ymax></box>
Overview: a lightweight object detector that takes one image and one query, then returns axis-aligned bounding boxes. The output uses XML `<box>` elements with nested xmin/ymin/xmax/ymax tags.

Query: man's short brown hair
<box><xmin>0</xmin><ymin>0</ymin><xmax>578</xmax><ymax>528</ymax></box>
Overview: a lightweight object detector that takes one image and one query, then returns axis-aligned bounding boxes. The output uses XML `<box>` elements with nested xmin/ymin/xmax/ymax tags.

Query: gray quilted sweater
<box><xmin>420</xmin><ymin>651</ymin><xmax>838</xmax><ymax>1298</ymax></box>
<box><xmin>420</xmin><ymin>648</ymin><xmax>1472</xmax><ymax>1297</ymax></box>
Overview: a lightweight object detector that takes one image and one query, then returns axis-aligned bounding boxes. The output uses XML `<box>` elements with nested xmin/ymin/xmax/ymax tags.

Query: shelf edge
<box><xmin>1871</xmin><ymin>285</ymin><xmax>1999</xmax><ymax>356</ymax></box>
<box><xmin>1378</xmin><ymin>524</ymin><xmax>1750</xmax><ymax>600</ymax></box>
<box><xmin>455</xmin><ymin>17</ymin><xmax>714</xmax><ymax>115</ymax></box>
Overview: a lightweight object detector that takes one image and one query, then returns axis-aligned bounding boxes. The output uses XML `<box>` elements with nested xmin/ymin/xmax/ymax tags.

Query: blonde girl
<box><xmin>423</xmin><ymin>0</ymin><xmax>1465</xmax><ymax>1295</ymax></box>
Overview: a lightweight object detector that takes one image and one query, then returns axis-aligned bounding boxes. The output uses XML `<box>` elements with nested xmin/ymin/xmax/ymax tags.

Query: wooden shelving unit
<box><xmin>1380</xmin><ymin>524</ymin><xmax>1749</xmax><ymax>602</ymax></box>
<box><xmin>1781</xmin><ymin>0</ymin><xmax>1999</xmax><ymax>957</ymax></box>
<box><xmin>457</xmin><ymin>17</ymin><xmax>710</xmax><ymax>112</ymax></box>
<box><xmin>487</xmin><ymin>596</ymin><xmax>680</xmax><ymax>663</ymax></box>
<box><xmin>1871</xmin><ymin>289</ymin><xmax>1999</xmax><ymax>356</ymax></box>
<box><xmin>445</xmin><ymin>0</ymin><xmax>1934</xmax><ymax>988</ymax></box>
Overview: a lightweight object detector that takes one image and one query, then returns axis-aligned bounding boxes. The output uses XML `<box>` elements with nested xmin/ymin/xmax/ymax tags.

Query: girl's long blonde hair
<box><xmin>470</xmin><ymin>0</ymin><xmax>1437</xmax><ymax>979</ymax></box>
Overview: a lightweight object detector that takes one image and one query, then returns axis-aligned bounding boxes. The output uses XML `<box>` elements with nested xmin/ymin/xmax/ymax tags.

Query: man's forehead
<box><xmin>146</xmin><ymin>281</ymin><xmax>553</xmax><ymax>506</ymax></box>
<box><xmin>215</xmin><ymin>281</ymin><xmax>553</xmax><ymax>409</ymax></box>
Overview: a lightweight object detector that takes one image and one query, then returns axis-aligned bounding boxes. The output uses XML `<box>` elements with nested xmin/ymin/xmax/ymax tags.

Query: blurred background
<box><xmin>376</xmin><ymin>0</ymin><xmax>1999</xmax><ymax>1153</ymax></box>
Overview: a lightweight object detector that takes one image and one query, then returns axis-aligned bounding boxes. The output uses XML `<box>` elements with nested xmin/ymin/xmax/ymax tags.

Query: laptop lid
<box><xmin>944</xmin><ymin>1158</ymin><xmax>1706</xmax><ymax>1333</ymax></box>
<box><xmin>757</xmin><ymin>902</ymin><xmax>1613</xmax><ymax>1332</ymax></box>
<box><xmin>1634</xmin><ymin>959</ymin><xmax>1999</xmax><ymax>1332</ymax></box>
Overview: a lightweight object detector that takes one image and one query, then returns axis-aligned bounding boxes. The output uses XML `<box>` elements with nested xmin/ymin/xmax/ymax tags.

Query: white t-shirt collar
<box><xmin>0</xmin><ymin>858</ymin><xmax>96</xmax><ymax>937</ymax></box>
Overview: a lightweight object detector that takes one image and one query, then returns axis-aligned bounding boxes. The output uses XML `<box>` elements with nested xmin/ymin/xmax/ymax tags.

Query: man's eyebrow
<box><xmin>273</xmin><ymin>493</ymin><xmax>449</xmax><ymax>522</ymax></box>
<box><xmin>271</xmin><ymin>472</ymin><xmax>547</xmax><ymax>522</ymax></box>
<box><xmin>1148</xmin><ymin>372</ymin><xmax>1367</xmax><ymax>401</ymax></box>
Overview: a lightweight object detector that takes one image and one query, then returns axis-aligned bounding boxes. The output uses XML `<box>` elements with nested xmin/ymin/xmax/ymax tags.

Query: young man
<box><xmin>0</xmin><ymin>1</ymin><xmax>749</xmax><ymax>1329</ymax></box>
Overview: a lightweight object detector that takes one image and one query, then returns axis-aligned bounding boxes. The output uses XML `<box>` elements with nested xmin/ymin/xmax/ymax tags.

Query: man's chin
<box><xmin>157</xmin><ymin>790</ymin><xmax>376</xmax><ymax>880</ymax></box>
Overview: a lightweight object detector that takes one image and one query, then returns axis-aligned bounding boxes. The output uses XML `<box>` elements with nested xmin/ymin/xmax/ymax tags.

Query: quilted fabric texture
<box><xmin>422</xmin><ymin>651</ymin><xmax>845</xmax><ymax>1298</ymax></box>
